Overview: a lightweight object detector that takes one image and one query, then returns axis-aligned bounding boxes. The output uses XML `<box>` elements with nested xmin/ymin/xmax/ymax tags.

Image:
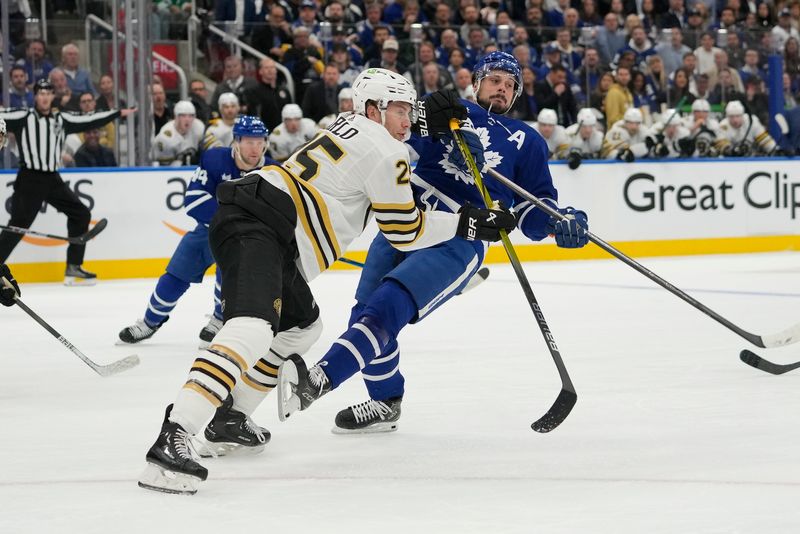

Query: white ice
<box><xmin>2</xmin><ymin>252</ymin><xmax>800</xmax><ymax>533</ymax></box>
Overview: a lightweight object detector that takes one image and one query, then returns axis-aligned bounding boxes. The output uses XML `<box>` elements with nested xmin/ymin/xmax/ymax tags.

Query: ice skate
<box><xmin>198</xmin><ymin>316</ymin><xmax>223</xmax><ymax>348</ymax></box>
<box><xmin>64</xmin><ymin>264</ymin><xmax>97</xmax><ymax>286</ymax></box>
<box><xmin>332</xmin><ymin>397</ymin><xmax>402</xmax><ymax>434</ymax></box>
<box><xmin>198</xmin><ymin>396</ymin><xmax>271</xmax><ymax>458</ymax></box>
<box><xmin>118</xmin><ymin>318</ymin><xmax>166</xmax><ymax>344</ymax></box>
<box><xmin>277</xmin><ymin>354</ymin><xmax>331</xmax><ymax>421</ymax></box>
<box><xmin>138</xmin><ymin>405</ymin><xmax>208</xmax><ymax>495</ymax></box>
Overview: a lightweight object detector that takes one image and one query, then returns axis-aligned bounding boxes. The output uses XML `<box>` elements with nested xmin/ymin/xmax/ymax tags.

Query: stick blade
<box><xmin>760</xmin><ymin>322</ymin><xmax>800</xmax><ymax>349</ymax></box>
<box><xmin>94</xmin><ymin>354</ymin><xmax>140</xmax><ymax>377</ymax></box>
<box><xmin>79</xmin><ymin>218</ymin><xmax>108</xmax><ymax>244</ymax></box>
<box><xmin>531</xmin><ymin>388</ymin><xmax>577</xmax><ymax>433</ymax></box>
<box><xmin>740</xmin><ymin>350</ymin><xmax>799</xmax><ymax>376</ymax></box>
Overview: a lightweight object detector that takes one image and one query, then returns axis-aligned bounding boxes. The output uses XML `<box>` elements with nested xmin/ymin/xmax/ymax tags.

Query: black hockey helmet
<box><xmin>34</xmin><ymin>78</ymin><xmax>55</xmax><ymax>94</ymax></box>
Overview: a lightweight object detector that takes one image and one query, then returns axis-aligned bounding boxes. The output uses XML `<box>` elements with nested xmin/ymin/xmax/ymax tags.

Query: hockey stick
<box><xmin>337</xmin><ymin>256</ymin><xmax>365</xmax><ymax>268</ymax></box>
<box><xmin>0</xmin><ymin>217</ymin><xmax>108</xmax><ymax>245</ymax></box>
<box><xmin>739</xmin><ymin>350</ymin><xmax>800</xmax><ymax>375</ymax></box>
<box><xmin>2</xmin><ymin>277</ymin><xmax>139</xmax><ymax>377</ymax></box>
<box><xmin>450</xmin><ymin>120</ymin><xmax>576</xmax><ymax>433</ymax></box>
<box><xmin>484</xmin><ymin>166</ymin><xmax>800</xmax><ymax>349</ymax></box>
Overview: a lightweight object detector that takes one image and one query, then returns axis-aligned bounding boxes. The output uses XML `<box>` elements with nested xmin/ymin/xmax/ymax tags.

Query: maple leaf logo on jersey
<box><xmin>438</xmin><ymin>124</ymin><xmax>502</xmax><ymax>184</ymax></box>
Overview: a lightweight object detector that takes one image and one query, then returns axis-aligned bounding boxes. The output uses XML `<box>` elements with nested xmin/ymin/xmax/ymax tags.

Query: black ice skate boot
<box><xmin>332</xmin><ymin>397</ymin><xmax>402</xmax><ymax>434</ymax></box>
<box><xmin>277</xmin><ymin>354</ymin><xmax>331</xmax><ymax>421</ymax></box>
<box><xmin>199</xmin><ymin>396</ymin><xmax>271</xmax><ymax>458</ymax></box>
<box><xmin>118</xmin><ymin>317</ymin><xmax>167</xmax><ymax>344</ymax></box>
<box><xmin>138</xmin><ymin>405</ymin><xmax>208</xmax><ymax>495</ymax></box>
<box><xmin>198</xmin><ymin>316</ymin><xmax>223</xmax><ymax>348</ymax></box>
<box><xmin>64</xmin><ymin>264</ymin><xmax>97</xmax><ymax>286</ymax></box>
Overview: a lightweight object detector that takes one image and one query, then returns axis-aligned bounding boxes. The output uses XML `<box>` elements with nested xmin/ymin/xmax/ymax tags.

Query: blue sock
<box><xmin>213</xmin><ymin>270</ymin><xmax>223</xmax><ymax>320</ymax></box>
<box><xmin>144</xmin><ymin>272</ymin><xmax>190</xmax><ymax>327</ymax></box>
<box><xmin>363</xmin><ymin>338</ymin><xmax>405</xmax><ymax>400</ymax></box>
<box><xmin>320</xmin><ymin>280</ymin><xmax>415</xmax><ymax>389</ymax></box>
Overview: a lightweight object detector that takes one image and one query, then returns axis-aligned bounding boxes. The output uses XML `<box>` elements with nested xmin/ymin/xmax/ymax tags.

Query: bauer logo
<box><xmin>623</xmin><ymin>170</ymin><xmax>800</xmax><ymax>220</ymax></box>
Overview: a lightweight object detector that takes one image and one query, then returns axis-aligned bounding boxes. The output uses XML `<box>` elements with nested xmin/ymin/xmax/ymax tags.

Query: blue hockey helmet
<box><xmin>472</xmin><ymin>51</ymin><xmax>523</xmax><ymax>111</ymax></box>
<box><xmin>233</xmin><ymin>115</ymin><xmax>269</xmax><ymax>140</ymax></box>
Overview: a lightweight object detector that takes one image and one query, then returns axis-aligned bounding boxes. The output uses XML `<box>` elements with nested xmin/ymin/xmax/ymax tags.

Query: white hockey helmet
<box><xmin>576</xmin><ymin>108</ymin><xmax>597</xmax><ymax>126</ymax></box>
<box><xmin>725</xmin><ymin>100</ymin><xmax>745</xmax><ymax>117</ymax></box>
<box><xmin>218</xmin><ymin>92</ymin><xmax>240</xmax><ymax>110</ymax></box>
<box><xmin>174</xmin><ymin>100</ymin><xmax>196</xmax><ymax>116</ymax></box>
<box><xmin>537</xmin><ymin>108</ymin><xmax>558</xmax><ymax>125</ymax></box>
<box><xmin>623</xmin><ymin>107</ymin><xmax>643</xmax><ymax>123</ymax></box>
<box><xmin>352</xmin><ymin>68</ymin><xmax>417</xmax><ymax>116</ymax></box>
<box><xmin>663</xmin><ymin>109</ymin><xmax>681</xmax><ymax>126</ymax></box>
<box><xmin>338</xmin><ymin>87</ymin><xmax>354</xmax><ymax>101</ymax></box>
<box><xmin>691</xmin><ymin>99</ymin><xmax>710</xmax><ymax>112</ymax></box>
<box><xmin>282</xmin><ymin>103</ymin><xmax>303</xmax><ymax>120</ymax></box>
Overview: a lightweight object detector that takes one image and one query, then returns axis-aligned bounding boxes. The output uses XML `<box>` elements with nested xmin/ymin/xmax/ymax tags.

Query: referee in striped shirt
<box><xmin>0</xmin><ymin>79</ymin><xmax>135</xmax><ymax>285</ymax></box>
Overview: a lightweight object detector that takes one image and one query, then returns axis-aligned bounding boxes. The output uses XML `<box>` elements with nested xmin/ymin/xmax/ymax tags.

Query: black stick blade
<box><xmin>78</xmin><ymin>218</ymin><xmax>108</xmax><ymax>244</ymax></box>
<box><xmin>531</xmin><ymin>388</ymin><xmax>577</xmax><ymax>433</ymax></box>
<box><xmin>740</xmin><ymin>349</ymin><xmax>800</xmax><ymax>375</ymax></box>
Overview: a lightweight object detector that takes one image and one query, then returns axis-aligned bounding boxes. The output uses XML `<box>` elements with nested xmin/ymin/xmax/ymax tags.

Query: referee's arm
<box><xmin>0</xmin><ymin>108</ymin><xmax>32</xmax><ymax>136</ymax></box>
<box><xmin>61</xmin><ymin>109</ymin><xmax>127</xmax><ymax>135</ymax></box>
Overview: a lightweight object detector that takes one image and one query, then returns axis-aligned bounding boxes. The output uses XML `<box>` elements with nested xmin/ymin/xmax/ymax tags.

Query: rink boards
<box><xmin>3</xmin><ymin>158</ymin><xmax>800</xmax><ymax>282</ymax></box>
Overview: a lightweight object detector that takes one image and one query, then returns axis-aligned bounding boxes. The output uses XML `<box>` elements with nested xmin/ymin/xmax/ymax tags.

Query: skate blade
<box><xmin>64</xmin><ymin>276</ymin><xmax>97</xmax><ymax>287</ymax></box>
<box><xmin>277</xmin><ymin>360</ymin><xmax>300</xmax><ymax>422</ymax></box>
<box><xmin>331</xmin><ymin>422</ymin><xmax>399</xmax><ymax>435</ymax></box>
<box><xmin>137</xmin><ymin>463</ymin><xmax>202</xmax><ymax>495</ymax></box>
<box><xmin>196</xmin><ymin>441</ymin><xmax>266</xmax><ymax>458</ymax></box>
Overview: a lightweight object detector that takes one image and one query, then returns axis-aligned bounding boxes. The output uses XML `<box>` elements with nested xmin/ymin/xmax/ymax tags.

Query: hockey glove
<box><xmin>567</xmin><ymin>150</ymin><xmax>582</xmax><ymax>170</ymax></box>
<box><xmin>677</xmin><ymin>137</ymin><xmax>696</xmax><ymax>157</ymax></box>
<box><xmin>656</xmin><ymin>143</ymin><xmax>670</xmax><ymax>158</ymax></box>
<box><xmin>447</xmin><ymin>126</ymin><xmax>486</xmax><ymax>170</ymax></box>
<box><xmin>456</xmin><ymin>202</ymin><xmax>516</xmax><ymax>242</ymax></box>
<box><xmin>645</xmin><ymin>136</ymin><xmax>656</xmax><ymax>150</ymax></box>
<box><xmin>0</xmin><ymin>264</ymin><xmax>20</xmax><ymax>307</ymax></box>
<box><xmin>412</xmin><ymin>89</ymin><xmax>467</xmax><ymax>140</ymax></box>
<box><xmin>617</xmin><ymin>148</ymin><xmax>635</xmax><ymax>162</ymax></box>
<box><xmin>545</xmin><ymin>207</ymin><xmax>589</xmax><ymax>249</ymax></box>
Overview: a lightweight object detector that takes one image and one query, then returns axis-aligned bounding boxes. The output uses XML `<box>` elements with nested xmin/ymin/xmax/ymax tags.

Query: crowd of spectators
<box><xmin>3</xmin><ymin>0</ymin><xmax>800</xmax><ymax>167</ymax></box>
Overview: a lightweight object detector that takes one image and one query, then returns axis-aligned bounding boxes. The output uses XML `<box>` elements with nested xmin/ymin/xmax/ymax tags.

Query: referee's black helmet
<box><xmin>34</xmin><ymin>79</ymin><xmax>55</xmax><ymax>94</ymax></box>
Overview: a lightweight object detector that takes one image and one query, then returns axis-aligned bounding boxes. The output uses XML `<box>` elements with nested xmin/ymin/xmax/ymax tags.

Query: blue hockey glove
<box><xmin>0</xmin><ymin>263</ymin><xmax>20</xmax><ymax>307</ymax></box>
<box><xmin>545</xmin><ymin>207</ymin><xmax>589</xmax><ymax>248</ymax></box>
<box><xmin>447</xmin><ymin>127</ymin><xmax>486</xmax><ymax>170</ymax></box>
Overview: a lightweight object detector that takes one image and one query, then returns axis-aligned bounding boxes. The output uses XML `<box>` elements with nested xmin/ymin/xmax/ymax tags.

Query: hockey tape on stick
<box><xmin>450</xmin><ymin>119</ymin><xmax>577</xmax><ymax>433</ymax></box>
<box><xmin>484</xmin><ymin>166</ymin><xmax>800</xmax><ymax>349</ymax></box>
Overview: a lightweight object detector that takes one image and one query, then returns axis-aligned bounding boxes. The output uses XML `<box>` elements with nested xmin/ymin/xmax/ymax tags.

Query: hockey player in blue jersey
<box><xmin>118</xmin><ymin>116</ymin><xmax>276</xmax><ymax>346</ymax></box>
<box><xmin>277</xmin><ymin>52</ymin><xmax>591</xmax><ymax>433</ymax></box>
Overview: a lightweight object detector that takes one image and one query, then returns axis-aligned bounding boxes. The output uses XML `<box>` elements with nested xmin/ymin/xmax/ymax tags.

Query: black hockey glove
<box><xmin>412</xmin><ymin>89</ymin><xmax>467</xmax><ymax>140</ymax></box>
<box><xmin>655</xmin><ymin>143</ymin><xmax>669</xmax><ymax>158</ymax></box>
<box><xmin>617</xmin><ymin>148</ymin><xmax>635</xmax><ymax>162</ymax></box>
<box><xmin>677</xmin><ymin>137</ymin><xmax>696</xmax><ymax>157</ymax></box>
<box><xmin>545</xmin><ymin>207</ymin><xmax>589</xmax><ymax>248</ymax></box>
<box><xmin>645</xmin><ymin>135</ymin><xmax>656</xmax><ymax>150</ymax></box>
<box><xmin>567</xmin><ymin>150</ymin><xmax>582</xmax><ymax>170</ymax></box>
<box><xmin>0</xmin><ymin>264</ymin><xmax>20</xmax><ymax>307</ymax></box>
<box><xmin>177</xmin><ymin>147</ymin><xmax>198</xmax><ymax>166</ymax></box>
<box><xmin>456</xmin><ymin>202</ymin><xmax>516</xmax><ymax>242</ymax></box>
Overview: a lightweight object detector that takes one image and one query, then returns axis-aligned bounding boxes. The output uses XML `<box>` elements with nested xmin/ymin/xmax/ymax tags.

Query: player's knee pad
<box><xmin>209</xmin><ymin>316</ymin><xmax>274</xmax><ymax>370</ymax></box>
<box><xmin>355</xmin><ymin>280</ymin><xmax>416</xmax><ymax>342</ymax></box>
<box><xmin>270</xmin><ymin>317</ymin><xmax>323</xmax><ymax>358</ymax></box>
<box><xmin>348</xmin><ymin>302</ymin><xmax>366</xmax><ymax>327</ymax></box>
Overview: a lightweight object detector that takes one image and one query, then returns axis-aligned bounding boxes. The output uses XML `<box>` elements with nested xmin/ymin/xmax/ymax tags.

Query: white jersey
<box><xmin>682</xmin><ymin>115</ymin><xmax>721</xmax><ymax>156</ymax></box>
<box><xmin>564</xmin><ymin>124</ymin><xmax>603</xmax><ymax>157</ymax></box>
<box><xmin>717</xmin><ymin>114</ymin><xmax>776</xmax><ymax>155</ymax></box>
<box><xmin>650</xmin><ymin>121</ymin><xmax>692</xmax><ymax>158</ymax></box>
<box><xmin>254</xmin><ymin>113</ymin><xmax>459</xmax><ymax>282</ymax></box>
<box><xmin>152</xmin><ymin>118</ymin><xmax>205</xmax><ymax>166</ymax></box>
<box><xmin>202</xmin><ymin>120</ymin><xmax>234</xmax><ymax>150</ymax></box>
<box><xmin>317</xmin><ymin>114</ymin><xmax>337</xmax><ymax>130</ymax></box>
<box><xmin>268</xmin><ymin>118</ymin><xmax>319</xmax><ymax>161</ymax></box>
<box><xmin>602</xmin><ymin>120</ymin><xmax>653</xmax><ymax>159</ymax></box>
<box><xmin>532</xmin><ymin>123</ymin><xmax>570</xmax><ymax>159</ymax></box>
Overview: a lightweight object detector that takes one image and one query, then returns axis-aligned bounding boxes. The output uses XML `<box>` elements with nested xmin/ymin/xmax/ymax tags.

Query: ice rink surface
<box><xmin>2</xmin><ymin>251</ymin><xmax>800</xmax><ymax>533</ymax></box>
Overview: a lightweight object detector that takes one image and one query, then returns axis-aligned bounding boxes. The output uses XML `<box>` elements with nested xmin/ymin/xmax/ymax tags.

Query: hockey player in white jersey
<box><xmin>152</xmin><ymin>100</ymin><xmax>205</xmax><ymax>166</ymax></box>
<box><xmin>682</xmin><ymin>99</ymin><xmax>721</xmax><ymax>157</ymax></box>
<box><xmin>650</xmin><ymin>109</ymin><xmax>694</xmax><ymax>158</ymax></box>
<box><xmin>201</xmin><ymin>92</ymin><xmax>239</xmax><ymax>150</ymax></box>
<box><xmin>267</xmin><ymin>103</ymin><xmax>319</xmax><ymax>161</ymax></box>
<box><xmin>602</xmin><ymin>108</ymin><xmax>653</xmax><ymax>161</ymax></box>
<box><xmin>717</xmin><ymin>100</ymin><xmax>778</xmax><ymax>157</ymax></box>
<box><xmin>564</xmin><ymin>108</ymin><xmax>603</xmax><ymax>169</ymax></box>
<box><xmin>533</xmin><ymin>108</ymin><xmax>570</xmax><ymax>160</ymax></box>
<box><xmin>137</xmin><ymin>69</ymin><xmax>516</xmax><ymax>495</ymax></box>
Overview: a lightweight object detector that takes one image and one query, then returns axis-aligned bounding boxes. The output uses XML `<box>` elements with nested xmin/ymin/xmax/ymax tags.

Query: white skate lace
<box><xmin>203</xmin><ymin>315</ymin><xmax>223</xmax><ymax>334</ymax></box>
<box><xmin>174</xmin><ymin>429</ymin><xmax>197</xmax><ymax>460</ymax></box>
<box><xmin>309</xmin><ymin>365</ymin><xmax>329</xmax><ymax>395</ymax></box>
<box><xmin>128</xmin><ymin>319</ymin><xmax>154</xmax><ymax>338</ymax></box>
<box><xmin>243</xmin><ymin>416</ymin><xmax>266</xmax><ymax>442</ymax></box>
<box><xmin>351</xmin><ymin>400</ymin><xmax>391</xmax><ymax>424</ymax></box>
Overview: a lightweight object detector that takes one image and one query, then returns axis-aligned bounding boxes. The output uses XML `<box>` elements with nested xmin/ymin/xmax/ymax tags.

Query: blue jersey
<box><xmin>407</xmin><ymin>100</ymin><xmax>559</xmax><ymax>241</ymax></box>
<box><xmin>184</xmin><ymin>147</ymin><xmax>278</xmax><ymax>225</ymax></box>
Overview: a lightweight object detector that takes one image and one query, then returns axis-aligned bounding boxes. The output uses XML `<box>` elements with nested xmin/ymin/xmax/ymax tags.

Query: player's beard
<box><xmin>477</xmin><ymin>94</ymin><xmax>510</xmax><ymax>115</ymax></box>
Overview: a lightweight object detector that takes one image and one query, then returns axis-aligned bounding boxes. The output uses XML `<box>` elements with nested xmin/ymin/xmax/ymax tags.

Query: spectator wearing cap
<box><xmin>535</xmin><ymin>64</ymin><xmax>578</xmax><ymax>127</ymax></box>
<box><xmin>268</xmin><ymin>103</ymin><xmax>318</xmax><ymax>161</ymax></box>
<box><xmin>293</xmin><ymin>0</ymin><xmax>321</xmax><ymax>36</ymax></box>
<box><xmin>660</xmin><ymin>0</ymin><xmax>687</xmax><ymax>30</ymax></box>
<box><xmin>694</xmin><ymin>32</ymin><xmax>722</xmax><ymax>75</ymax></box>
<box><xmin>49</xmin><ymin>68</ymin><xmax>81</xmax><ymax>112</ymax></box>
<box><xmin>215</xmin><ymin>0</ymin><xmax>259</xmax><ymax>40</ymax></box>
<box><xmin>683</xmin><ymin>8</ymin><xmax>705</xmax><ymax>49</ymax></box>
<box><xmin>8</xmin><ymin>66</ymin><xmax>33</xmax><ymax>109</ymax></box>
<box><xmin>604</xmin><ymin>66</ymin><xmax>633</xmax><ymax>126</ymax></box>
<box><xmin>595</xmin><ymin>12</ymin><xmax>627</xmax><ymax>67</ymax></box>
<box><xmin>74</xmin><ymin>129</ymin><xmax>117</xmax><ymax>168</ymax></box>
<box><xmin>244</xmin><ymin>57</ymin><xmax>292</xmax><ymax>131</ymax></box>
<box><xmin>329</xmin><ymin>42</ymin><xmax>362</xmax><ymax>86</ymax></box>
<box><xmin>301</xmin><ymin>64</ymin><xmax>346</xmax><ymax>123</ymax></box>
<box><xmin>14</xmin><ymin>39</ymin><xmax>53</xmax><ymax>87</ymax></box>
<box><xmin>211</xmin><ymin>56</ymin><xmax>260</xmax><ymax>112</ymax></box>
<box><xmin>773</xmin><ymin>8</ymin><xmax>800</xmax><ymax>52</ymax></box>
<box><xmin>60</xmin><ymin>44</ymin><xmax>96</xmax><ymax>97</ymax></box>
<box><xmin>656</xmin><ymin>27</ymin><xmax>691</xmax><ymax>76</ymax></box>
<box><xmin>369</xmin><ymin>38</ymin><xmax>410</xmax><ymax>77</ymax></box>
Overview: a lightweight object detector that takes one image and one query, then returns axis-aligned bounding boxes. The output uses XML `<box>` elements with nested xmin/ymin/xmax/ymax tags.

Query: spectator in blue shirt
<box><xmin>60</xmin><ymin>44</ymin><xmax>96</xmax><ymax>96</ymax></box>
<box><xmin>15</xmin><ymin>39</ymin><xmax>53</xmax><ymax>87</ymax></box>
<box><xmin>8</xmin><ymin>66</ymin><xmax>33</xmax><ymax>108</ymax></box>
